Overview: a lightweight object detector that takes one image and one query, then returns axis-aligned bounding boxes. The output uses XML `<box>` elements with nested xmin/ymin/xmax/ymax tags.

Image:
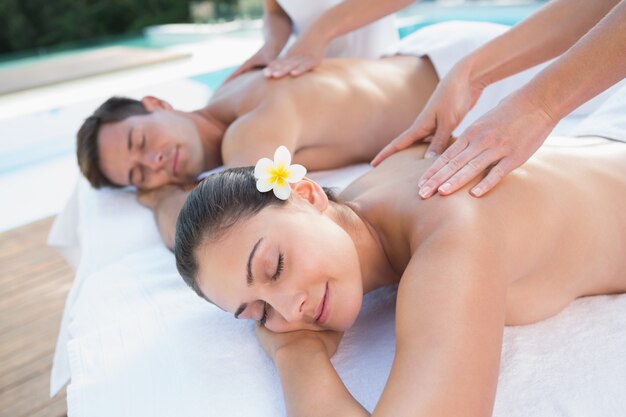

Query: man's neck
<box><xmin>189</xmin><ymin>109</ymin><xmax>227</xmax><ymax>170</ymax></box>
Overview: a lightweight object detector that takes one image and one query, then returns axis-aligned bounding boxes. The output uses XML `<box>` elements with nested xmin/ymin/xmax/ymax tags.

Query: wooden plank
<box><xmin>22</xmin><ymin>390</ymin><xmax>67</xmax><ymax>417</ymax></box>
<box><xmin>0</xmin><ymin>217</ymin><xmax>69</xmax><ymax>417</ymax></box>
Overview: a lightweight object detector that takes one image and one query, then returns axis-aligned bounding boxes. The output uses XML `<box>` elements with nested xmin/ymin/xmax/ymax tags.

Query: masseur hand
<box><xmin>372</xmin><ymin>60</ymin><xmax>482</xmax><ymax>165</ymax></box>
<box><xmin>263</xmin><ymin>30</ymin><xmax>328</xmax><ymax>79</ymax></box>
<box><xmin>371</xmin><ymin>58</ymin><xmax>557</xmax><ymax>199</ymax></box>
<box><xmin>256</xmin><ymin>325</ymin><xmax>343</xmax><ymax>361</ymax></box>
<box><xmin>223</xmin><ymin>43</ymin><xmax>283</xmax><ymax>84</ymax></box>
<box><xmin>419</xmin><ymin>91</ymin><xmax>557</xmax><ymax>198</ymax></box>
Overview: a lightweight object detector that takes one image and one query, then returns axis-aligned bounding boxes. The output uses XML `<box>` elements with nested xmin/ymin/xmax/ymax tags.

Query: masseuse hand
<box><xmin>372</xmin><ymin>60</ymin><xmax>557</xmax><ymax>197</ymax></box>
<box><xmin>223</xmin><ymin>43</ymin><xmax>283</xmax><ymax>84</ymax></box>
<box><xmin>256</xmin><ymin>325</ymin><xmax>343</xmax><ymax>360</ymax></box>
<box><xmin>416</xmin><ymin>91</ymin><xmax>557</xmax><ymax>198</ymax></box>
<box><xmin>263</xmin><ymin>30</ymin><xmax>328</xmax><ymax>79</ymax></box>
<box><xmin>372</xmin><ymin>61</ymin><xmax>482</xmax><ymax>166</ymax></box>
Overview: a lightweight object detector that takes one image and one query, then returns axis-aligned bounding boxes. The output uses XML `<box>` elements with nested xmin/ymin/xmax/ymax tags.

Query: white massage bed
<box><xmin>48</xmin><ymin>19</ymin><xmax>626</xmax><ymax>417</ymax></box>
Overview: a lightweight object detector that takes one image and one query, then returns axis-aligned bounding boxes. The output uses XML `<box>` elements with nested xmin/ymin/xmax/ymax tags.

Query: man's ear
<box><xmin>141</xmin><ymin>96</ymin><xmax>173</xmax><ymax>111</ymax></box>
<box><xmin>291</xmin><ymin>178</ymin><xmax>329</xmax><ymax>212</ymax></box>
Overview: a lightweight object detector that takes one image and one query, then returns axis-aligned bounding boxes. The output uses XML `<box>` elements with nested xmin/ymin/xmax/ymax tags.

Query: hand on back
<box><xmin>262</xmin><ymin>30</ymin><xmax>328</xmax><ymax>78</ymax></box>
<box><xmin>417</xmin><ymin>91</ymin><xmax>557</xmax><ymax>198</ymax></box>
<box><xmin>372</xmin><ymin>60</ymin><xmax>558</xmax><ymax>198</ymax></box>
<box><xmin>224</xmin><ymin>30</ymin><xmax>328</xmax><ymax>84</ymax></box>
<box><xmin>223</xmin><ymin>43</ymin><xmax>283</xmax><ymax>84</ymax></box>
<box><xmin>372</xmin><ymin>61</ymin><xmax>483</xmax><ymax>165</ymax></box>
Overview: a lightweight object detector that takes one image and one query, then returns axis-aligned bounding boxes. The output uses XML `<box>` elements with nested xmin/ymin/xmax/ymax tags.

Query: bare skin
<box><xmin>137</xmin><ymin>56</ymin><xmax>439</xmax><ymax>247</ymax></box>
<box><xmin>197</xmin><ymin>138</ymin><xmax>626</xmax><ymax>416</ymax></box>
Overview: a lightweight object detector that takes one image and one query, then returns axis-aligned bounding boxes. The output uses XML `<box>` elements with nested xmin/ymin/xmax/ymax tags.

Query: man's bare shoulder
<box><xmin>220</xmin><ymin>104</ymin><xmax>301</xmax><ymax>167</ymax></box>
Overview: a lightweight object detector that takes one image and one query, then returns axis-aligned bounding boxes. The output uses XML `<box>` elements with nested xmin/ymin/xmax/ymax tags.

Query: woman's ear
<box><xmin>291</xmin><ymin>178</ymin><xmax>329</xmax><ymax>212</ymax></box>
<box><xmin>141</xmin><ymin>96</ymin><xmax>173</xmax><ymax>111</ymax></box>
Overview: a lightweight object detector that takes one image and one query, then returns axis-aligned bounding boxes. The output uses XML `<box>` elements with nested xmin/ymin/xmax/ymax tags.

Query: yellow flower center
<box><xmin>267</xmin><ymin>163</ymin><xmax>289</xmax><ymax>186</ymax></box>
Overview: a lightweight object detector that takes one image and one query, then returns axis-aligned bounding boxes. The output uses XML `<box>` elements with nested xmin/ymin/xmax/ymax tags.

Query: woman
<box><xmin>174</xmin><ymin>135</ymin><xmax>626</xmax><ymax>416</ymax></box>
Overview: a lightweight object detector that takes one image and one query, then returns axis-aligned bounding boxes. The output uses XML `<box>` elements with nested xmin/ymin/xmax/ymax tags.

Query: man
<box><xmin>77</xmin><ymin>22</ymin><xmax>520</xmax><ymax>248</ymax></box>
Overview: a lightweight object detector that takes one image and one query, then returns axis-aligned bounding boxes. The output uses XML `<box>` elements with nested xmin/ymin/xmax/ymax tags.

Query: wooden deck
<box><xmin>0</xmin><ymin>217</ymin><xmax>71</xmax><ymax>417</ymax></box>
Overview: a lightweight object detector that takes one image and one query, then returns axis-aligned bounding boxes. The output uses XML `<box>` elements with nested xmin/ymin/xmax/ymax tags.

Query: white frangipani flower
<box><xmin>254</xmin><ymin>146</ymin><xmax>306</xmax><ymax>200</ymax></box>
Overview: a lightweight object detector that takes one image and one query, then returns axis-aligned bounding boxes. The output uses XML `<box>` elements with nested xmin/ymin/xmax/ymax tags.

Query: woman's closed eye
<box><xmin>272</xmin><ymin>252</ymin><xmax>284</xmax><ymax>281</ymax></box>
<box><xmin>260</xmin><ymin>252</ymin><xmax>285</xmax><ymax>326</ymax></box>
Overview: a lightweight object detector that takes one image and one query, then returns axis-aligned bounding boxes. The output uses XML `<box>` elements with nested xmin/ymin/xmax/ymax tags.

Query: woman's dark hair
<box><xmin>175</xmin><ymin>166</ymin><xmax>336</xmax><ymax>299</ymax></box>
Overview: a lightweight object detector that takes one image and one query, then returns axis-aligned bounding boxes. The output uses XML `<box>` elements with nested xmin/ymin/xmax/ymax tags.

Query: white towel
<box><xmin>64</xmin><ymin>241</ymin><xmax>626</xmax><ymax>416</ymax></box>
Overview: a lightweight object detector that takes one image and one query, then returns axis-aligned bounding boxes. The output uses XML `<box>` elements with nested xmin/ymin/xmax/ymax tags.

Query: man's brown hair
<box><xmin>76</xmin><ymin>97</ymin><xmax>150</xmax><ymax>188</ymax></box>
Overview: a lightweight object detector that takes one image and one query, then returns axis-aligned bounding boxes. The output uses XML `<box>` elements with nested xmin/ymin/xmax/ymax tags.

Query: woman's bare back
<box><xmin>343</xmin><ymin>138</ymin><xmax>626</xmax><ymax>325</ymax></box>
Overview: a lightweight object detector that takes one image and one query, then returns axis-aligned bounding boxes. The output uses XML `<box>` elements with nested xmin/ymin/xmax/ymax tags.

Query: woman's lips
<box><xmin>315</xmin><ymin>283</ymin><xmax>330</xmax><ymax>325</ymax></box>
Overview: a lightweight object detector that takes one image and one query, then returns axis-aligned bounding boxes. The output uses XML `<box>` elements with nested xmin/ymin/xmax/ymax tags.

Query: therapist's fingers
<box><xmin>436</xmin><ymin>150</ymin><xmax>499</xmax><ymax>196</ymax></box>
<box><xmin>264</xmin><ymin>57</ymin><xmax>297</xmax><ymax>78</ymax></box>
<box><xmin>371</xmin><ymin>118</ymin><xmax>435</xmax><ymax>166</ymax></box>
<box><xmin>424</xmin><ymin>120</ymin><xmax>456</xmax><ymax>159</ymax></box>
<box><xmin>289</xmin><ymin>58</ymin><xmax>316</xmax><ymax>76</ymax></box>
<box><xmin>418</xmin><ymin>135</ymin><xmax>471</xmax><ymax>189</ymax></box>
<box><xmin>224</xmin><ymin>59</ymin><xmax>258</xmax><ymax>84</ymax></box>
<box><xmin>470</xmin><ymin>158</ymin><xmax>516</xmax><ymax>197</ymax></box>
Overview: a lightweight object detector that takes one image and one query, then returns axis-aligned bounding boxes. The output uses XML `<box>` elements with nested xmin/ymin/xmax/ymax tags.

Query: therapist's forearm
<box><xmin>275</xmin><ymin>345</ymin><xmax>369</xmax><ymax>417</ymax></box>
<box><xmin>262</xmin><ymin>0</ymin><xmax>293</xmax><ymax>53</ymax></box>
<box><xmin>513</xmin><ymin>0</ymin><xmax>626</xmax><ymax>121</ymax></box>
<box><xmin>308</xmin><ymin>0</ymin><xmax>413</xmax><ymax>45</ymax></box>
<box><xmin>466</xmin><ymin>0</ymin><xmax>619</xmax><ymax>89</ymax></box>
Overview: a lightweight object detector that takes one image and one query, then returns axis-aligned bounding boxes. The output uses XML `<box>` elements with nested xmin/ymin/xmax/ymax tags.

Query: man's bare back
<box><xmin>206</xmin><ymin>56</ymin><xmax>439</xmax><ymax>169</ymax></box>
<box><xmin>344</xmin><ymin>138</ymin><xmax>626</xmax><ymax>326</ymax></box>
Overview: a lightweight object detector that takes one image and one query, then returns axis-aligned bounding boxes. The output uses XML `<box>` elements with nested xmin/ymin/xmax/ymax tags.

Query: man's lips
<box><xmin>172</xmin><ymin>146</ymin><xmax>179</xmax><ymax>176</ymax></box>
<box><xmin>314</xmin><ymin>283</ymin><xmax>330</xmax><ymax>325</ymax></box>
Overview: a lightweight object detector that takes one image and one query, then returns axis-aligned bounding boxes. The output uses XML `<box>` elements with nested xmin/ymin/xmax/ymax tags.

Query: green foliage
<box><xmin>0</xmin><ymin>0</ymin><xmax>191</xmax><ymax>54</ymax></box>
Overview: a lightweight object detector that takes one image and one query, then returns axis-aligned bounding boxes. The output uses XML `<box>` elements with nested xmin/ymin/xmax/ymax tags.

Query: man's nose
<box><xmin>141</xmin><ymin>150</ymin><xmax>164</xmax><ymax>170</ymax></box>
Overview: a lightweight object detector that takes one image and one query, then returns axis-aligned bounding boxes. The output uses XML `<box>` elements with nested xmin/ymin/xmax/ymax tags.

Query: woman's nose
<box><xmin>274</xmin><ymin>290</ymin><xmax>307</xmax><ymax>323</ymax></box>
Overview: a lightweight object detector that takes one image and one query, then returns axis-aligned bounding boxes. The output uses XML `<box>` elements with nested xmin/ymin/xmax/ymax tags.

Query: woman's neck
<box><xmin>328</xmin><ymin>202</ymin><xmax>400</xmax><ymax>294</ymax></box>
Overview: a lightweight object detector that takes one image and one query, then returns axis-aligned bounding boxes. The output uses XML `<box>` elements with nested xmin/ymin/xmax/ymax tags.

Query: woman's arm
<box><xmin>256</xmin><ymin>328</ymin><xmax>369</xmax><ymax>417</ymax></box>
<box><xmin>264</xmin><ymin>0</ymin><xmax>414</xmax><ymax>78</ymax></box>
<box><xmin>374</xmin><ymin>220</ymin><xmax>507</xmax><ymax>416</ymax></box>
<box><xmin>264</xmin><ymin>215</ymin><xmax>507</xmax><ymax>417</ymax></box>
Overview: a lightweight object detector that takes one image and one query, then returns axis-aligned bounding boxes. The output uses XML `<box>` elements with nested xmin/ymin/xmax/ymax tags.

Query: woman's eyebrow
<box><xmin>246</xmin><ymin>237</ymin><xmax>264</xmax><ymax>286</ymax></box>
<box><xmin>236</xmin><ymin>237</ymin><xmax>264</xmax><ymax>319</ymax></box>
